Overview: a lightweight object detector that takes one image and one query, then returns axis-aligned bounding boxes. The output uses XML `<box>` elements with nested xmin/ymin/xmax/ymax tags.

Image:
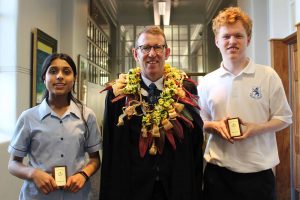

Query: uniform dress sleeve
<box><xmin>84</xmin><ymin>108</ymin><xmax>102</xmax><ymax>153</ymax></box>
<box><xmin>269</xmin><ymin>71</ymin><xmax>292</xmax><ymax>124</ymax></box>
<box><xmin>8</xmin><ymin>111</ymin><xmax>31</xmax><ymax>157</ymax></box>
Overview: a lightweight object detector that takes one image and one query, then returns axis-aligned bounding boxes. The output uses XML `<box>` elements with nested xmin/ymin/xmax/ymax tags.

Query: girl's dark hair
<box><xmin>41</xmin><ymin>53</ymin><xmax>89</xmax><ymax>133</ymax></box>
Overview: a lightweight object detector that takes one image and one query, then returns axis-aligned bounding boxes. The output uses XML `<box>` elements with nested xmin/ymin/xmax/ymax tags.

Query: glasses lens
<box><xmin>140</xmin><ymin>45</ymin><xmax>151</xmax><ymax>53</ymax></box>
<box><xmin>138</xmin><ymin>45</ymin><xmax>165</xmax><ymax>54</ymax></box>
<box><xmin>153</xmin><ymin>45</ymin><xmax>164</xmax><ymax>53</ymax></box>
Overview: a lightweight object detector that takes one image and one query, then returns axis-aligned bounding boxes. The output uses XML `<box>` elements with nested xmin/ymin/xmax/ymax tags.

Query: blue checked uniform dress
<box><xmin>8</xmin><ymin>99</ymin><xmax>102</xmax><ymax>200</ymax></box>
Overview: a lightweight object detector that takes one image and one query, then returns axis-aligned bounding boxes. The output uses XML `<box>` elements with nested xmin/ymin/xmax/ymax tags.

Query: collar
<box><xmin>141</xmin><ymin>75</ymin><xmax>164</xmax><ymax>91</ymax></box>
<box><xmin>218</xmin><ymin>58</ymin><xmax>255</xmax><ymax>77</ymax></box>
<box><xmin>38</xmin><ymin>99</ymin><xmax>81</xmax><ymax>121</ymax></box>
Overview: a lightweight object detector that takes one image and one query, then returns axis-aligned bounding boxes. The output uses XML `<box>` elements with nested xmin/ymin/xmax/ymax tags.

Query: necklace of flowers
<box><xmin>102</xmin><ymin>64</ymin><xmax>200</xmax><ymax>157</ymax></box>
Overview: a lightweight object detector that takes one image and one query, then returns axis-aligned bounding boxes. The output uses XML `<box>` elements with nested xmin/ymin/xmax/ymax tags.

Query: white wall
<box><xmin>238</xmin><ymin>0</ymin><xmax>270</xmax><ymax>65</ymax></box>
<box><xmin>16</xmin><ymin>0</ymin><xmax>62</xmax><ymax>119</ymax></box>
<box><xmin>0</xmin><ymin>0</ymin><xmax>89</xmax><ymax>199</ymax></box>
<box><xmin>86</xmin><ymin>83</ymin><xmax>106</xmax><ymax>127</ymax></box>
<box><xmin>60</xmin><ymin>0</ymin><xmax>88</xmax><ymax>58</ymax></box>
<box><xmin>297</xmin><ymin>0</ymin><xmax>300</xmax><ymax>23</ymax></box>
<box><xmin>238</xmin><ymin>0</ymin><xmax>298</xmax><ymax>65</ymax></box>
<box><xmin>269</xmin><ymin>0</ymin><xmax>292</xmax><ymax>38</ymax></box>
<box><xmin>0</xmin><ymin>142</ymin><xmax>23</xmax><ymax>199</ymax></box>
<box><xmin>0</xmin><ymin>0</ymin><xmax>18</xmax><ymax>138</ymax></box>
<box><xmin>0</xmin><ymin>0</ymin><xmax>89</xmax><ymax>137</ymax></box>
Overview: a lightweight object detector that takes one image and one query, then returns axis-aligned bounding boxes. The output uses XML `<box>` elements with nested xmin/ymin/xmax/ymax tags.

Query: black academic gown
<box><xmin>99</xmin><ymin>81</ymin><xmax>204</xmax><ymax>200</ymax></box>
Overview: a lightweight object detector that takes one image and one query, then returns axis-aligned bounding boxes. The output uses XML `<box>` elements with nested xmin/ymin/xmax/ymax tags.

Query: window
<box><xmin>87</xmin><ymin>0</ymin><xmax>111</xmax><ymax>85</ymax></box>
<box><xmin>87</xmin><ymin>17</ymin><xmax>110</xmax><ymax>85</ymax></box>
<box><xmin>119</xmin><ymin>25</ymin><xmax>135</xmax><ymax>73</ymax></box>
<box><xmin>118</xmin><ymin>24</ymin><xmax>204</xmax><ymax>74</ymax></box>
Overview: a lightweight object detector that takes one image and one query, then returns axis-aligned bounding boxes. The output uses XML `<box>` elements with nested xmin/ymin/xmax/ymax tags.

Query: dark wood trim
<box><xmin>186</xmin><ymin>72</ymin><xmax>206</xmax><ymax>77</ymax></box>
<box><xmin>283</xmin><ymin>32</ymin><xmax>297</xmax><ymax>45</ymax></box>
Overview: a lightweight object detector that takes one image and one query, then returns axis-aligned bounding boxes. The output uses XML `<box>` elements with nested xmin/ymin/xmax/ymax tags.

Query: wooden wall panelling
<box><xmin>270</xmin><ymin>38</ymin><xmax>291</xmax><ymax>200</ymax></box>
<box><xmin>295</xmin><ymin>23</ymin><xmax>300</xmax><ymax>199</ymax></box>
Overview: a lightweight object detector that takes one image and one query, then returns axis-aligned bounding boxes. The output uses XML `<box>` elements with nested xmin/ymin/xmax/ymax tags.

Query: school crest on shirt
<box><xmin>250</xmin><ymin>86</ymin><xmax>262</xmax><ymax>99</ymax></box>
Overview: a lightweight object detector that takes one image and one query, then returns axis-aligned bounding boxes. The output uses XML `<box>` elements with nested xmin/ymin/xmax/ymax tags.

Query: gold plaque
<box><xmin>53</xmin><ymin>166</ymin><xmax>67</xmax><ymax>187</ymax></box>
<box><xmin>227</xmin><ymin>118</ymin><xmax>242</xmax><ymax>137</ymax></box>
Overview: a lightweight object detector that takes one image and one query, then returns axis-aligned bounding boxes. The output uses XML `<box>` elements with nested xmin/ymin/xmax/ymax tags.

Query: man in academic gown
<box><xmin>99</xmin><ymin>26</ymin><xmax>203</xmax><ymax>200</ymax></box>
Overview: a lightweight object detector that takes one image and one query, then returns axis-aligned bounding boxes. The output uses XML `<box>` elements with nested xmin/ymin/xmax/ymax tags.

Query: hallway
<box><xmin>0</xmin><ymin>0</ymin><xmax>299</xmax><ymax>199</ymax></box>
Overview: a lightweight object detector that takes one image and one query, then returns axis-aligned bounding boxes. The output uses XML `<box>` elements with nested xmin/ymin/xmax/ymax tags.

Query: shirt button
<box><xmin>155</xmin><ymin>176</ymin><xmax>160</xmax><ymax>181</ymax></box>
<box><xmin>61</xmin><ymin>138</ymin><xmax>63</xmax><ymax>140</ymax></box>
<box><xmin>60</xmin><ymin>120</ymin><xmax>62</xmax><ymax>124</ymax></box>
<box><xmin>61</xmin><ymin>154</ymin><xmax>64</xmax><ymax>157</ymax></box>
<box><xmin>156</xmin><ymin>166</ymin><xmax>160</xmax><ymax>172</ymax></box>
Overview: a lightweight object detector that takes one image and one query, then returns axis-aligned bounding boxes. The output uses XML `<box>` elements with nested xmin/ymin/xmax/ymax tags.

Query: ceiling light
<box><xmin>158</xmin><ymin>1</ymin><xmax>166</xmax><ymax>15</ymax></box>
<box><xmin>153</xmin><ymin>0</ymin><xmax>171</xmax><ymax>26</ymax></box>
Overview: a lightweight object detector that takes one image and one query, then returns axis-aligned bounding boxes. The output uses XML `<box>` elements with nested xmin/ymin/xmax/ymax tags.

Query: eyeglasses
<box><xmin>137</xmin><ymin>44</ymin><xmax>166</xmax><ymax>54</ymax></box>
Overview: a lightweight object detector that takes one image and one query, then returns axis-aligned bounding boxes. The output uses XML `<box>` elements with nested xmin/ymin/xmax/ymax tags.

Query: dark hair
<box><xmin>41</xmin><ymin>53</ymin><xmax>77</xmax><ymax>94</ymax></box>
<box><xmin>41</xmin><ymin>53</ymin><xmax>89</xmax><ymax>133</ymax></box>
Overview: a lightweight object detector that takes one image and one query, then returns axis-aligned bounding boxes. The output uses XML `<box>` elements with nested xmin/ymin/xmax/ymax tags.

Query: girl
<box><xmin>8</xmin><ymin>53</ymin><xmax>101</xmax><ymax>200</ymax></box>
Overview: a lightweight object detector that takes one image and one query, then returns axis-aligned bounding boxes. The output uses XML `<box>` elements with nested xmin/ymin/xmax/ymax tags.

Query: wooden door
<box><xmin>291</xmin><ymin>36</ymin><xmax>300</xmax><ymax>199</ymax></box>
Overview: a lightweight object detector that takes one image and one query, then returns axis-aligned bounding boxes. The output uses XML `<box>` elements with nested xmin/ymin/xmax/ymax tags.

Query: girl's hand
<box><xmin>64</xmin><ymin>173</ymin><xmax>86</xmax><ymax>193</ymax></box>
<box><xmin>31</xmin><ymin>169</ymin><xmax>58</xmax><ymax>194</ymax></box>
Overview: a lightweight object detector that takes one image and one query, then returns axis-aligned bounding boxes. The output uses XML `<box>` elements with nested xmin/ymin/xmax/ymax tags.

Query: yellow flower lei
<box><xmin>141</xmin><ymin>65</ymin><xmax>186</xmax><ymax>127</ymax></box>
<box><xmin>110</xmin><ymin>64</ymin><xmax>194</xmax><ymax>156</ymax></box>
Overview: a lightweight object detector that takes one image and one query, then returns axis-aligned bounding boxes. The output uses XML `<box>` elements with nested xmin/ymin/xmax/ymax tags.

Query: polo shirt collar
<box><xmin>241</xmin><ymin>59</ymin><xmax>255</xmax><ymax>74</ymax></box>
<box><xmin>38</xmin><ymin>99</ymin><xmax>81</xmax><ymax>120</ymax></box>
<box><xmin>218</xmin><ymin>58</ymin><xmax>255</xmax><ymax>77</ymax></box>
<box><xmin>218</xmin><ymin>64</ymin><xmax>229</xmax><ymax>77</ymax></box>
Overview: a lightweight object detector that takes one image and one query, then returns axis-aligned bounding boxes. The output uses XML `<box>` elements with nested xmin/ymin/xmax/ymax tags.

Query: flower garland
<box><xmin>103</xmin><ymin>64</ymin><xmax>200</xmax><ymax>157</ymax></box>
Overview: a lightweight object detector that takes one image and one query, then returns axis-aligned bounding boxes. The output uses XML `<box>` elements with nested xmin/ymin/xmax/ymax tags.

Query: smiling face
<box><xmin>43</xmin><ymin>58</ymin><xmax>75</xmax><ymax>98</ymax></box>
<box><xmin>132</xmin><ymin>33</ymin><xmax>170</xmax><ymax>82</ymax></box>
<box><xmin>215</xmin><ymin>20</ymin><xmax>251</xmax><ymax>65</ymax></box>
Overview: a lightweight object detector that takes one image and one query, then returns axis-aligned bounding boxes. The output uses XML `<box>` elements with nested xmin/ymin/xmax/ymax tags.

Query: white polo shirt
<box><xmin>198</xmin><ymin>59</ymin><xmax>292</xmax><ymax>173</ymax></box>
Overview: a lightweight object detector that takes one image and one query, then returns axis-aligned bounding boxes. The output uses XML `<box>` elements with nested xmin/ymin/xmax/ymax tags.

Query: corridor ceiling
<box><xmin>115</xmin><ymin>0</ymin><xmax>237</xmax><ymax>25</ymax></box>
